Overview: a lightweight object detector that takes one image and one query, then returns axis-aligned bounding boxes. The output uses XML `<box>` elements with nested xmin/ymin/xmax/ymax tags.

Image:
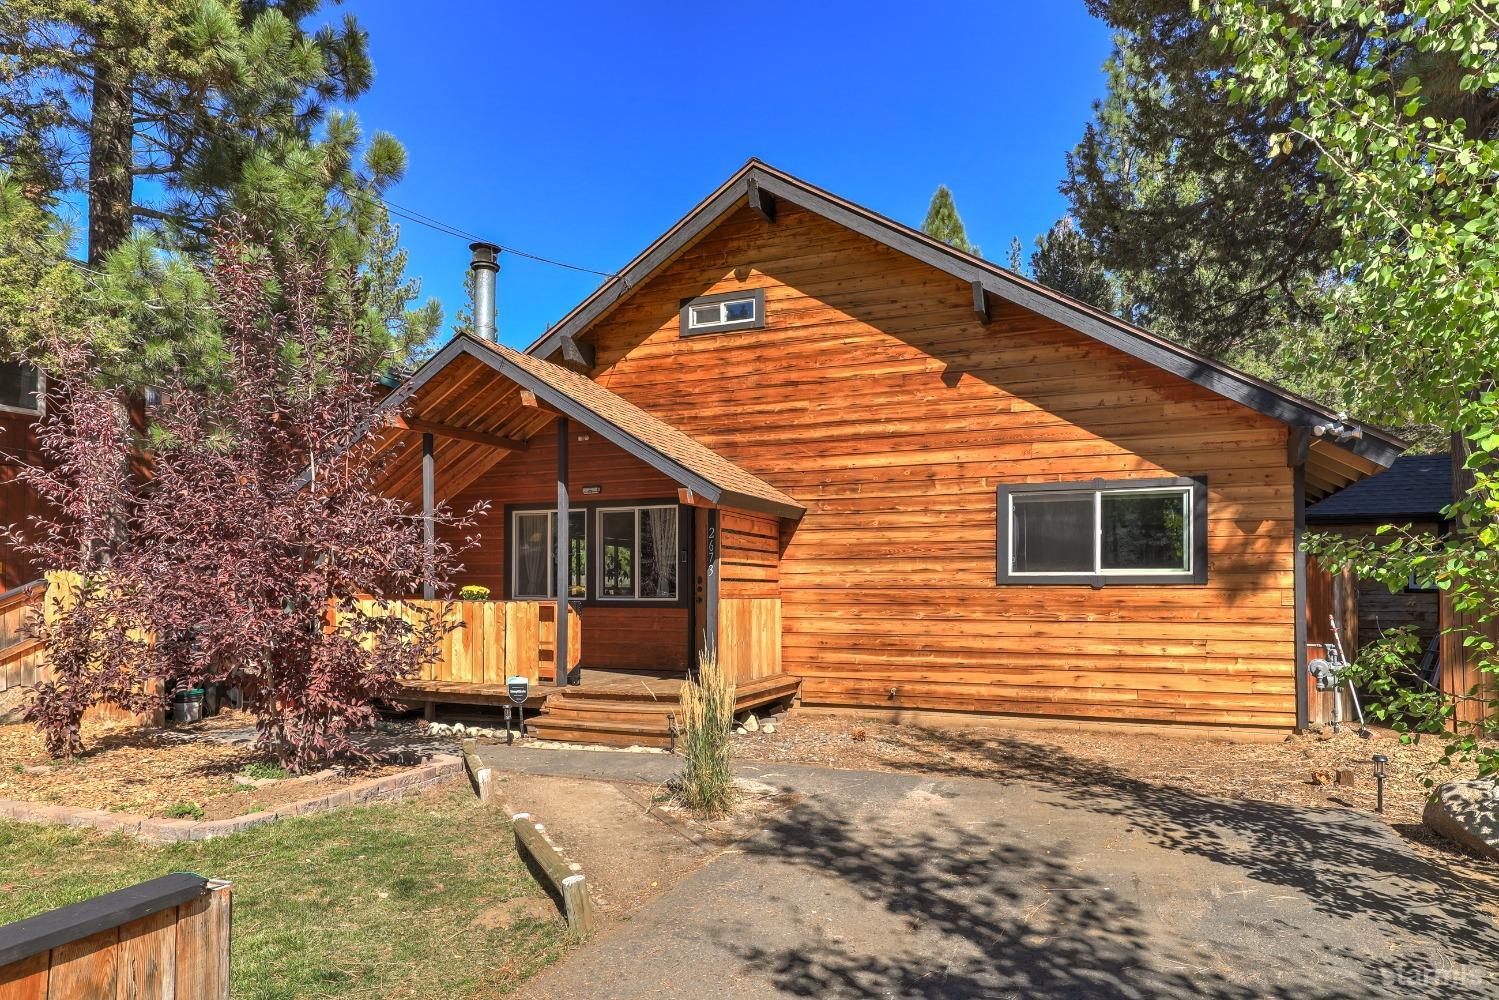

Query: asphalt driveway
<box><xmin>479</xmin><ymin>747</ymin><xmax>1495</xmax><ymax>999</ymax></box>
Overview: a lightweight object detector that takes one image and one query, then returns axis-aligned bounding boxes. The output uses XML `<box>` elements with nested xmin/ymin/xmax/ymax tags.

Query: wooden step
<box><xmin>527</xmin><ymin>717</ymin><xmax>674</xmax><ymax>749</ymax></box>
<box><xmin>558</xmin><ymin>684</ymin><xmax>684</xmax><ymax>704</ymax></box>
<box><xmin>544</xmin><ymin>694</ymin><xmax>678</xmax><ymax>716</ymax></box>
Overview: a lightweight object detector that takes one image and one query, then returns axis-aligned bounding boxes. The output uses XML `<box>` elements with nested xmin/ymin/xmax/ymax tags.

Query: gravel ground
<box><xmin>0</xmin><ymin>713</ymin><xmax>435</xmax><ymax>820</ymax></box>
<box><xmin>734</xmin><ymin>711</ymin><xmax>1499</xmax><ymax>878</ymax></box>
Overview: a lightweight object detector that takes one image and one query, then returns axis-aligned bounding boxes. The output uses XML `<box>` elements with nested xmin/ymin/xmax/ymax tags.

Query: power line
<box><xmin>340</xmin><ymin>179</ymin><xmax>617</xmax><ymax>278</ymax></box>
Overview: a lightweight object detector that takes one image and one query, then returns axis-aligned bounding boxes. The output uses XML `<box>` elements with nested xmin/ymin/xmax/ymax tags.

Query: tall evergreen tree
<box><xmin>1028</xmin><ymin>216</ymin><xmax>1118</xmax><ymax>314</ymax></box>
<box><xmin>1063</xmin><ymin>3</ymin><xmax>1498</xmax><ymax>359</ymax></box>
<box><xmin>0</xmin><ymin>0</ymin><xmax>438</xmax><ymax>377</ymax></box>
<box><xmin>921</xmin><ymin>185</ymin><xmax>980</xmax><ymax>256</ymax></box>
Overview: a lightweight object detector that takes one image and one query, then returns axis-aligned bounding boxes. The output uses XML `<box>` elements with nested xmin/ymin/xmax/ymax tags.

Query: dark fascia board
<box><xmin>0</xmin><ymin>872</ymin><xmax>208</xmax><ymax>967</ymax></box>
<box><xmin>528</xmin><ymin>162</ymin><xmax>1405</xmax><ymax>469</ymax></box>
<box><xmin>396</xmin><ymin>338</ymin><xmax>803</xmax><ymax>522</ymax></box>
<box><xmin>1305</xmin><ymin>512</ymin><xmax>1446</xmax><ymax>526</ymax></box>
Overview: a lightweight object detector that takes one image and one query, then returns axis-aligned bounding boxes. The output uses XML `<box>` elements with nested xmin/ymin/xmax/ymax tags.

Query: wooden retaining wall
<box><xmin>0</xmin><ymin>874</ymin><xmax>231</xmax><ymax>999</ymax></box>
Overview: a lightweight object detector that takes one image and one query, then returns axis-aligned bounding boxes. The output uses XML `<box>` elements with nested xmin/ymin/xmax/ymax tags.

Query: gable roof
<box><xmin>1306</xmin><ymin>453</ymin><xmax>1452</xmax><ymax>524</ymax></box>
<box><xmin>527</xmin><ymin>159</ymin><xmax>1405</xmax><ymax>469</ymax></box>
<box><xmin>376</xmin><ymin>335</ymin><xmax>804</xmax><ymax>520</ymax></box>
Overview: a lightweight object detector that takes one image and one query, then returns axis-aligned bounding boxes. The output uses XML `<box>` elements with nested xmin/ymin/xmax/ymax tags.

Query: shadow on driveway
<box><xmin>508</xmin><ymin>736</ymin><xmax>1495</xmax><ymax>999</ymax></box>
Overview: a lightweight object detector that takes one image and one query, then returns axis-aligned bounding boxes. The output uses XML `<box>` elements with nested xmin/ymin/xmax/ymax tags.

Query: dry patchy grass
<box><xmin>0</xmin><ymin>782</ymin><xmax>569</xmax><ymax>999</ymax></box>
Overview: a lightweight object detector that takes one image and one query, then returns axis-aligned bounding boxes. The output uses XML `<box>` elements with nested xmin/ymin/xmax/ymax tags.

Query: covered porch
<box><xmin>370</xmin><ymin>335</ymin><xmax>805</xmax><ymax>740</ymax></box>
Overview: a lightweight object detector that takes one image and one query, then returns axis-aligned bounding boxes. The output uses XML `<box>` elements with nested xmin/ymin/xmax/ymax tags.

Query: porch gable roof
<box><xmin>380</xmin><ymin>334</ymin><xmax>804</xmax><ymax>520</ymax></box>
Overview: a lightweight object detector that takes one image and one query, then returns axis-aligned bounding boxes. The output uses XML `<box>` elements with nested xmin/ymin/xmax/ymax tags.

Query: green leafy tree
<box><xmin>0</xmin><ymin>0</ymin><xmax>437</xmax><ymax>377</ymax></box>
<box><xmin>1063</xmin><ymin>19</ymin><xmax>1336</xmax><ymax>354</ymax></box>
<box><xmin>1028</xmin><ymin>216</ymin><xmax>1119</xmax><ymax>314</ymax></box>
<box><xmin>1206</xmin><ymin>0</ymin><xmax>1499</xmax><ymax>776</ymax></box>
<box><xmin>921</xmin><ymin>185</ymin><xmax>980</xmax><ymax>256</ymax></box>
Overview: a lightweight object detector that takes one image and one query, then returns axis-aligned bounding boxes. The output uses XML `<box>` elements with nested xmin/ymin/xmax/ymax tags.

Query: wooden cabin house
<box><xmin>368</xmin><ymin>160</ymin><xmax>1405</xmax><ymax>745</ymax></box>
<box><xmin>1306</xmin><ymin>453</ymin><xmax>1451</xmax><ymax>665</ymax></box>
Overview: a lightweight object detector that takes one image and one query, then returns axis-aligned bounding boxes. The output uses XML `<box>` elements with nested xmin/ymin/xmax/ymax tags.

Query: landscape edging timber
<box><xmin>0</xmin><ymin>754</ymin><xmax>462</xmax><ymax>843</ymax></box>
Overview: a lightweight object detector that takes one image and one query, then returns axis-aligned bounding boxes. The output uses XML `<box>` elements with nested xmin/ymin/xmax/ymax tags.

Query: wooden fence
<box><xmin>0</xmin><ymin>873</ymin><xmax>231</xmax><ymax>999</ymax></box>
<box><xmin>0</xmin><ymin>579</ymin><xmax>45</xmax><ymax>695</ymax></box>
<box><xmin>355</xmin><ymin>598</ymin><xmax>581</xmax><ymax>686</ymax></box>
<box><xmin>1439</xmin><ymin>590</ymin><xmax>1498</xmax><ymax>729</ymax></box>
<box><xmin>718</xmin><ymin>597</ymin><xmax>782</xmax><ymax>682</ymax></box>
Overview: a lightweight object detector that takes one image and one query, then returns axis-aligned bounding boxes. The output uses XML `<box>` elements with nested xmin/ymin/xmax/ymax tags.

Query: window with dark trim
<box><xmin>679</xmin><ymin>288</ymin><xmax>766</xmax><ymax>337</ymax></box>
<box><xmin>996</xmin><ymin>477</ymin><xmax>1208</xmax><ymax>586</ymax></box>
<box><xmin>597</xmin><ymin>504</ymin><xmax>679</xmax><ymax>601</ymax></box>
<box><xmin>506</xmin><ymin>501</ymin><xmax>687</xmax><ymax>606</ymax></box>
<box><xmin>0</xmin><ymin>361</ymin><xmax>41</xmax><ymax>415</ymax></box>
<box><xmin>511</xmin><ymin>509</ymin><xmax>588</xmax><ymax>599</ymax></box>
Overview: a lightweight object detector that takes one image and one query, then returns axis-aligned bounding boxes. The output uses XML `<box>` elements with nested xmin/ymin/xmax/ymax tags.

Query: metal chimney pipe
<box><xmin>468</xmin><ymin>242</ymin><xmax>500</xmax><ymax>341</ymax></box>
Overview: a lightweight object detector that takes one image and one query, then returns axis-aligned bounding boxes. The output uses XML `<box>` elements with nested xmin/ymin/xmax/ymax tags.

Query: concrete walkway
<box><xmin>477</xmin><ymin>746</ymin><xmax>1495</xmax><ymax>999</ymax></box>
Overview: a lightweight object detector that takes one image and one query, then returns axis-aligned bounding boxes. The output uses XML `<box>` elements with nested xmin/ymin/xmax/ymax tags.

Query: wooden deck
<box><xmin>399</xmin><ymin>667</ymin><xmax>802</xmax><ymax>748</ymax></box>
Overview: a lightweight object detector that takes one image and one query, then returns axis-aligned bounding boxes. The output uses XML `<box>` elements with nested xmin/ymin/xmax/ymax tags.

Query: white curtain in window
<box><xmin>646</xmin><ymin>507</ymin><xmax>677</xmax><ymax>597</ymax></box>
<box><xmin>518</xmin><ymin>514</ymin><xmax>548</xmax><ymax>597</ymax></box>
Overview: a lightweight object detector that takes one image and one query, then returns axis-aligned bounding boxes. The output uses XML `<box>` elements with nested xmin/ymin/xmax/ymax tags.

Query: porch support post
<box><xmin>555</xmin><ymin>417</ymin><xmax>570</xmax><ymax>686</ymax></box>
<box><xmin>1289</xmin><ymin>428</ymin><xmax>1310</xmax><ymax>732</ymax></box>
<box><xmin>422</xmin><ymin>432</ymin><xmax>435</xmax><ymax>601</ymax></box>
<box><xmin>704</xmin><ymin>508</ymin><xmax>720</xmax><ymax>663</ymax></box>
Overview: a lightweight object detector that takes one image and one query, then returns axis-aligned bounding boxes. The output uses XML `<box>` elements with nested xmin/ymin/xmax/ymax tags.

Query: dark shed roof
<box><xmin>1306</xmin><ymin>454</ymin><xmax>1452</xmax><ymax>523</ymax></box>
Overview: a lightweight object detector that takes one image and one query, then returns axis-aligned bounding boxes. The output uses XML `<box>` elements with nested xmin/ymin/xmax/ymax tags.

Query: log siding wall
<box><xmin>581</xmin><ymin>202</ymin><xmax>1299</xmax><ymax>727</ymax></box>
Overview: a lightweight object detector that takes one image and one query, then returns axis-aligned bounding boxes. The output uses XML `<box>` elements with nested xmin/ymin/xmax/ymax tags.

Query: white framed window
<box><xmin>679</xmin><ymin>289</ymin><xmax>766</xmax><ymax>337</ymax></box>
<box><xmin>597</xmin><ymin>505</ymin><xmax>679</xmax><ymax>601</ymax></box>
<box><xmin>511</xmin><ymin>509</ymin><xmax>587</xmax><ymax>599</ymax></box>
<box><xmin>0</xmin><ymin>361</ymin><xmax>42</xmax><ymax>416</ymax></box>
<box><xmin>997</xmin><ymin>478</ymin><xmax>1207</xmax><ymax>586</ymax></box>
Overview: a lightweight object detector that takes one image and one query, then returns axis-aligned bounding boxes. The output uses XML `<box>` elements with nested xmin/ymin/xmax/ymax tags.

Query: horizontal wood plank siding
<box><xmin>584</xmin><ymin>201</ymin><xmax>1298</xmax><ymax>727</ymax></box>
<box><xmin>720</xmin><ymin>510</ymin><xmax>780</xmax><ymax>600</ymax></box>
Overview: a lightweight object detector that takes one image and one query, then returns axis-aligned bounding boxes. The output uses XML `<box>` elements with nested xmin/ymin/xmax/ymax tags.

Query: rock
<box><xmin>744</xmin><ymin>714</ymin><xmax>759</xmax><ymax>733</ymax></box>
<box><xmin>762</xmin><ymin>723</ymin><xmax>777</xmax><ymax>735</ymax></box>
<box><xmin>1335</xmin><ymin>768</ymin><xmax>1357</xmax><ymax>787</ymax></box>
<box><xmin>1311</xmin><ymin>770</ymin><xmax>1332</xmax><ymax>786</ymax></box>
<box><xmin>1424</xmin><ymin>780</ymin><xmax>1499</xmax><ymax>862</ymax></box>
<box><xmin>734</xmin><ymin>726</ymin><xmax>747</xmax><ymax>736</ymax></box>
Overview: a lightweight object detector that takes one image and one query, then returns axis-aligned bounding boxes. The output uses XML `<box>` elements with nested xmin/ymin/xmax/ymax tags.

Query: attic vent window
<box><xmin>679</xmin><ymin>288</ymin><xmax>766</xmax><ymax>337</ymax></box>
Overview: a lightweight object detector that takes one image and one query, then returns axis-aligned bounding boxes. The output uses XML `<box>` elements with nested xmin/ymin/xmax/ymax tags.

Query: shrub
<box><xmin>672</xmin><ymin>650</ymin><xmax>736</xmax><ymax>817</ymax></box>
<box><xmin>164</xmin><ymin>801</ymin><xmax>204</xmax><ymax>821</ymax></box>
<box><xmin>458</xmin><ymin>585</ymin><xmax>491</xmax><ymax>601</ymax></box>
<box><xmin>8</xmin><ymin>221</ymin><xmax>487</xmax><ymax>770</ymax></box>
<box><xmin>242</xmin><ymin>761</ymin><xmax>292</xmax><ymax>781</ymax></box>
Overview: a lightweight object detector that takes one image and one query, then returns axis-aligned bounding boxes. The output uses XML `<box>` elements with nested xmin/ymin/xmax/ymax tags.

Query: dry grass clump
<box><xmin>671</xmin><ymin>650</ymin><xmax>736</xmax><ymax>817</ymax></box>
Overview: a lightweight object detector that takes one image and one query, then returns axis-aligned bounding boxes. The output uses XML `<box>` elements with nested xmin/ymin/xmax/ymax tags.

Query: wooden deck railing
<box><xmin>354</xmin><ymin>598</ymin><xmax>580</xmax><ymax>686</ymax></box>
<box><xmin>0</xmin><ymin>873</ymin><xmax>231</xmax><ymax>999</ymax></box>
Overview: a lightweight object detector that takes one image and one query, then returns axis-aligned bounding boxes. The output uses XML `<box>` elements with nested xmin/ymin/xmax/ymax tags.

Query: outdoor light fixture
<box><xmin>1372</xmin><ymin>754</ymin><xmax>1389</xmax><ymax>814</ymax></box>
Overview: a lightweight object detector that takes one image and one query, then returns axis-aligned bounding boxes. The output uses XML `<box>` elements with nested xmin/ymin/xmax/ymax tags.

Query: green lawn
<box><xmin>0</xmin><ymin>782</ymin><xmax>570</xmax><ymax>999</ymax></box>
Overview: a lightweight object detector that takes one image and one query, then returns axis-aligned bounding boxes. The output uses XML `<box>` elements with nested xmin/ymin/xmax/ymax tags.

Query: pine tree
<box><xmin>1062</xmin><ymin>6</ymin><xmax>1498</xmax><ymax>357</ymax></box>
<box><xmin>0</xmin><ymin>1</ymin><xmax>437</xmax><ymax>377</ymax></box>
<box><xmin>1006</xmin><ymin>237</ymin><xmax>1025</xmax><ymax>274</ymax></box>
<box><xmin>1029</xmin><ymin>217</ymin><xmax>1118</xmax><ymax>315</ymax></box>
<box><xmin>921</xmin><ymin>186</ymin><xmax>980</xmax><ymax>257</ymax></box>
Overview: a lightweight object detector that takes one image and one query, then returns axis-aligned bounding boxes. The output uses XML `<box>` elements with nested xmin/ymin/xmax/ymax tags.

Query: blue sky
<box><xmin>349</xmin><ymin>1</ymin><xmax>1116</xmax><ymax>349</ymax></box>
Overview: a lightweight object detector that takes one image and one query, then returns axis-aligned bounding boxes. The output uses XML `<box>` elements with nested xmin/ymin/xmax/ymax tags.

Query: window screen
<box><xmin>1011</xmin><ymin>493</ymin><xmax>1094</xmax><ymax>573</ymax></box>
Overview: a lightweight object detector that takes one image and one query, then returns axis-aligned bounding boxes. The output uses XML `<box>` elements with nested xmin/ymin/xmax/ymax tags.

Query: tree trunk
<box><xmin>87</xmin><ymin>51</ymin><xmax>133</xmax><ymax>264</ymax></box>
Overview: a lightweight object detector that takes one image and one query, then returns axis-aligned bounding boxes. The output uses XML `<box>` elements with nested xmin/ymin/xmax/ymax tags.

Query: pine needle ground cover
<box><xmin>0</xmin><ymin>717</ymin><xmax>408</xmax><ymax>821</ymax></box>
<box><xmin>0</xmin><ymin>783</ymin><xmax>569</xmax><ymax>999</ymax></box>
